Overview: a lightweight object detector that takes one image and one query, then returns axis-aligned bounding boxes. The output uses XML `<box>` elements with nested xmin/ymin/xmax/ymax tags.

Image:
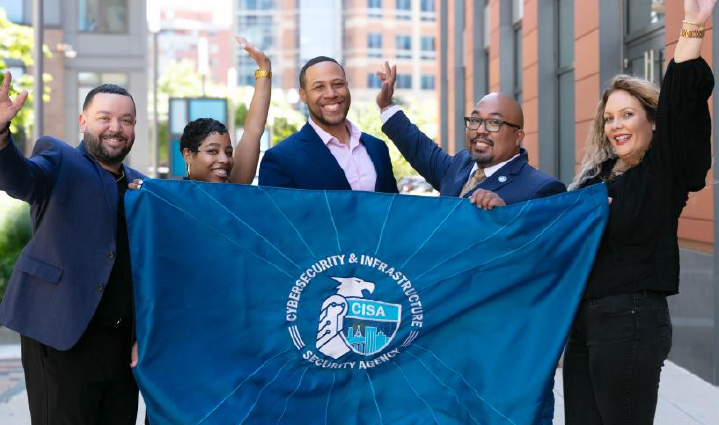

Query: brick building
<box><xmin>438</xmin><ymin>0</ymin><xmax>719</xmax><ymax>385</ymax></box>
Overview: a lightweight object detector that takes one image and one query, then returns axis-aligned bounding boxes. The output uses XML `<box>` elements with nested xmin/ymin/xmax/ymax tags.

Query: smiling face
<box><xmin>79</xmin><ymin>93</ymin><xmax>136</xmax><ymax>167</ymax></box>
<box><xmin>183</xmin><ymin>132</ymin><xmax>234</xmax><ymax>183</ymax></box>
<box><xmin>465</xmin><ymin>93</ymin><xmax>524</xmax><ymax>168</ymax></box>
<box><xmin>299</xmin><ymin>61</ymin><xmax>351</xmax><ymax>131</ymax></box>
<box><xmin>603</xmin><ymin>89</ymin><xmax>654</xmax><ymax>163</ymax></box>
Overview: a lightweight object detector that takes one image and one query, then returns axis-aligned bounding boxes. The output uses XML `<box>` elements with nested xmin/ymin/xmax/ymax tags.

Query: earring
<box><xmin>186</xmin><ymin>163</ymin><xmax>192</xmax><ymax>179</ymax></box>
<box><xmin>652</xmin><ymin>124</ymin><xmax>656</xmax><ymax>131</ymax></box>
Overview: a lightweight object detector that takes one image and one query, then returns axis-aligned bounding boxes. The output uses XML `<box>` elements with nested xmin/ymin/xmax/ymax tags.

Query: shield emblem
<box><xmin>341</xmin><ymin>298</ymin><xmax>401</xmax><ymax>356</ymax></box>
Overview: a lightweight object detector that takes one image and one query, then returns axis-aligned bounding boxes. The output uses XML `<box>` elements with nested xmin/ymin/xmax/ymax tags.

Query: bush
<box><xmin>0</xmin><ymin>203</ymin><xmax>31</xmax><ymax>301</ymax></box>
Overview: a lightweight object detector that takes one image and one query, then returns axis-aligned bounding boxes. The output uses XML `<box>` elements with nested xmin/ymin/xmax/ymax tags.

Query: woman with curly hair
<box><xmin>563</xmin><ymin>1</ymin><xmax>716</xmax><ymax>423</ymax></box>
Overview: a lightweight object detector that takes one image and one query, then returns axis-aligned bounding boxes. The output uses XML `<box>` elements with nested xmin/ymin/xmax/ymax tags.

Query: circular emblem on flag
<box><xmin>284</xmin><ymin>253</ymin><xmax>423</xmax><ymax>370</ymax></box>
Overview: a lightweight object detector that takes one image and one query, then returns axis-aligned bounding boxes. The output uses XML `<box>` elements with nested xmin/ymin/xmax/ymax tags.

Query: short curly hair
<box><xmin>179</xmin><ymin>118</ymin><xmax>229</xmax><ymax>153</ymax></box>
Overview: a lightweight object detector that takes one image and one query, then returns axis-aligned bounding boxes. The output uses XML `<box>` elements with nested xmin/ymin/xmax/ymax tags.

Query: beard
<box><xmin>83</xmin><ymin>131</ymin><xmax>133</xmax><ymax>165</ymax></box>
<box><xmin>468</xmin><ymin>137</ymin><xmax>494</xmax><ymax>166</ymax></box>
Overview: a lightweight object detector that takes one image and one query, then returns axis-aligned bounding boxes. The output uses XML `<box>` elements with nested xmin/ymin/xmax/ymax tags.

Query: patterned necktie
<box><xmin>460</xmin><ymin>168</ymin><xmax>485</xmax><ymax>197</ymax></box>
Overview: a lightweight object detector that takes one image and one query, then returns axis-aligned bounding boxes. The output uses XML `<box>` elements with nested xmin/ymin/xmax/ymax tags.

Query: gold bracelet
<box><xmin>682</xmin><ymin>19</ymin><xmax>705</xmax><ymax>27</ymax></box>
<box><xmin>681</xmin><ymin>28</ymin><xmax>705</xmax><ymax>38</ymax></box>
<box><xmin>254</xmin><ymin>70</ymin><xmax>272</xmax><ymax>79</ymax></box>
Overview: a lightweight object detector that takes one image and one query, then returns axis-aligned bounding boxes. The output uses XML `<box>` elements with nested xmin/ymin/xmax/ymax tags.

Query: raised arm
<box><xmin>229</xmin><ymin>37</ymin><xmax>272</xmax><ymax>184</ymax></box>
<box><xmin>0</xmin><ymin>71</ymin><xmax>29</xmax><ymax>151</ymax></box>
<box><xmin>674</xmin><ymin>0</ymin><xmax>717</xmax><ymax>62</ymax></box>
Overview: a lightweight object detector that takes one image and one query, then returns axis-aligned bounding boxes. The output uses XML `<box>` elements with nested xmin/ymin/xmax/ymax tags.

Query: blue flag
<box><xmin>126</xmin><ymin>181</ymin><xmax>608</xmax><ymax>425</ymax></box>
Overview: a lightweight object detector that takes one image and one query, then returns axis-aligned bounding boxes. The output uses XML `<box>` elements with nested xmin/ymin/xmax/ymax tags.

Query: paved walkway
<box><xmin>1</xmin><ymin>341</ymin><xmax>717</xmax><ymax>424</ymax></box>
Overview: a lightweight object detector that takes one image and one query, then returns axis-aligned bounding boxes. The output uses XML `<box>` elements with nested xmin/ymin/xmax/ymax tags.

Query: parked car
<box><xmin>397</xmin><ymin>176</ymin><xmax>436</xmax><ymax>196</ymax></box>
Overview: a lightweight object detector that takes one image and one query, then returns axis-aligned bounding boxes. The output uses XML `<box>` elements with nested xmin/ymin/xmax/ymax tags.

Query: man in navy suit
<box><xmin>259</xmin><ymin>56</ymin><xmax>397</xmax><ymax>193</ymax></box>
<box><xmin>0</xmin><ymin>72</ymin><xmax>144</xmax><ymax>424</ymax></box>
<box><xmin>376</xmin><ymin>63</ymin><xmax>565</xmax><ymax>209</ymax></box>
<box><xmin>376</xmin><ymin>63</ymin><xmax>563</xmax><ymax>423</ymax></box>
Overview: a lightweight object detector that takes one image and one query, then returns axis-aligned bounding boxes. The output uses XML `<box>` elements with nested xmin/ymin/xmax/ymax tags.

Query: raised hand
<box><xmin>236</xmin><ymin>37</ymin><xmax>271</xmax><ymax>71</ymax></box>
<box><xmin>376</xmin><ymin>61</ymin><xmax>397</xmax><ymax>109</ymax></box>
<box><xmin>0</xmin><ymin>71</ymin><xmax>29</xmax><ymax>128</ymax></box>
<box><xmin>684</xmin><ymin>0</ymin><xmax>718</xmax><ymax>24</ymax></box>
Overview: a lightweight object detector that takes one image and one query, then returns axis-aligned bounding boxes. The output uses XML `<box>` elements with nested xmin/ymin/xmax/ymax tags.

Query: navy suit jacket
<box><xmin>382</xmin><ymin>111</ymin><xmax>566</xmax><ymax>203</ymax></box>
<box><xmin>259</xmin><ymin>123</ymin><xmax>398</xmax><ymax>193</ymax></box>
<box><xmin>0</xmin><ymin>136</ymin><xmax>144</xmax><ymax>350</ymax></box>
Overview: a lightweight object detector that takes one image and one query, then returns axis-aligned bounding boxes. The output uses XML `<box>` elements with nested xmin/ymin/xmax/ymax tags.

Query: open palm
<box><xmin>0</xmin><ymin>71</ymin><xmax>28</xmax><ymax>127</ymax></box>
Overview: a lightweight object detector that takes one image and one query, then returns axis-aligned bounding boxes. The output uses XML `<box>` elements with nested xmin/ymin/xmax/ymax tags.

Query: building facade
<box><xmin>439</xmin><ymin>0</ymin><xmax>719</xmax><ymax>385</ymax></box>
<box><xmin>234</xmin><ymin>0</ymin><xmax>438</xmax><ymax>104</ymax></box>
<box><xmin>0</xmin><ymin>0</ymin><xmax>149</xmax><ymax>173</ymax></box>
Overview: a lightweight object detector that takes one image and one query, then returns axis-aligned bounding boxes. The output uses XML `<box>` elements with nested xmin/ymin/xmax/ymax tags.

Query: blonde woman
<box><xmin>564</xmin><ymin>0</ymin><xmax>716</xmax><ymax>423</ymax></box>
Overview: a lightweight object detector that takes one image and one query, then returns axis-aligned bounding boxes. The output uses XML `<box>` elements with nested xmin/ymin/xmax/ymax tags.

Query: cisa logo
<box><xmin>317</xmin><ymin>277</ymin><xmax>401</xmax><ymax>359</ymax></box>
<box><xmin>285</xmin><ymin>253</ymin><xmax>424</xmax><ymax>370</ymax></box>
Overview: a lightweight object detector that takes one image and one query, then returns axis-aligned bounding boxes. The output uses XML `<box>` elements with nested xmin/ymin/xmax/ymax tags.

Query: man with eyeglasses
<box><xmin>376</xmin><ymin>63</ymin><xmax>565</xmax><ymax>208</ymax></box>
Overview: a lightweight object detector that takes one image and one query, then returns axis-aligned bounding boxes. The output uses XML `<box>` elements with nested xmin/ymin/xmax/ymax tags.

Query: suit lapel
<box><xmin>453</xmin><ymin>158</ymin><xmax>476</xmax><ymax>196</ymax></box>
<box><xmin>478</xmin><ymin>150</ymin><xmax>529</xmax><ymax>192</ymax></box>
<box><xmin>298</xmin><ymin>123</ymin><xmax>351</xmax><ymax>190</ymax></box>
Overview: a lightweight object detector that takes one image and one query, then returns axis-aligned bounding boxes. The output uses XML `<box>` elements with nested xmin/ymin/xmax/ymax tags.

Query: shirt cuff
<box><xmin>380</xmin><ymin>104</ymin><xmax>402</xmax><ymax>125</ymax></box>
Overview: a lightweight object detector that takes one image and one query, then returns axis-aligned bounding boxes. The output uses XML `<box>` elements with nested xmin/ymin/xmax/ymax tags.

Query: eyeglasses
<box><xmin>463</xmin><ymin>117</ymin><xmax>521</xmax><ymax>132</ymax></box>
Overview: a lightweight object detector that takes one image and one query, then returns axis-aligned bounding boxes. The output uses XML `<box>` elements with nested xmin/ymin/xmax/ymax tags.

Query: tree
<box><xmin>0</xmin><ymin>10</ymin><xmax>52</xmax><ymax>147</ymax></box>
<box><xmin>348</xmin><ymin>98</ymin><xmax>439</xmax><ymax>181</ymax></box>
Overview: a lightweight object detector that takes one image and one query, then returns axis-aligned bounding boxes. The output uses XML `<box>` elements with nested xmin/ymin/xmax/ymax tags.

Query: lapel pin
<box><xmin>498</xmin><ymin>176</ymin><xmax>507</xmax><ymax>183</ymax></box>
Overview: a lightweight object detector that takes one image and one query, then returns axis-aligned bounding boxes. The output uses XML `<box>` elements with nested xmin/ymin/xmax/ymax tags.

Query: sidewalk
<box><xmin>1</xmin><ymin>338</ymin><xmax>717</xmax><ymax>424</ymax></box>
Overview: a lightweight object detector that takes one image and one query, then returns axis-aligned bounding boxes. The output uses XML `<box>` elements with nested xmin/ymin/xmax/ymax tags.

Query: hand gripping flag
<box><xmin>126</xmin><ymin>180</ymin><xmax>608</xmax><ymax>425</ymax></box>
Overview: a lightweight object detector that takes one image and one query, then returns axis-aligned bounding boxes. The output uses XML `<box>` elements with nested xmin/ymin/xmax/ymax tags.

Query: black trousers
<box><xmin>21</xmin><ymin>323</ymin><xmax>138</xmax><ymax>425</ymax></box>
<box><xmin>563</xmin><ymin>291</ymin><xmax>672</xmax><ymax>425</ymax></box>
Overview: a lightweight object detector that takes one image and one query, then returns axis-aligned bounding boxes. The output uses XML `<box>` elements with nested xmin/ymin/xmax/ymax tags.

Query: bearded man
<box><xmin>0</xmin><ymin>75</ymin><xmax>144</xmax><ymax>424</ymax></box>
<box><xmin>259</xmin><ymin>56</ymin><xmax>398</xmax><ymax>193</ymax></box>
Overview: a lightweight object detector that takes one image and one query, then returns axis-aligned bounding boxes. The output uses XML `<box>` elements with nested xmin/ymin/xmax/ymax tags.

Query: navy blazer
<box><xmin>382</xmin><ymin>111</ymin><xmax>566</xmax><ymax>203</ymax></box>
<box><xmin>0</xmin><ymin>136</ymin><xmax>144</xmax><ymax>350</ymax></box>
<box><xmin>259</xmin><ymin>123</ymin><xmax>398</xmax><ymax>193</ymax></box>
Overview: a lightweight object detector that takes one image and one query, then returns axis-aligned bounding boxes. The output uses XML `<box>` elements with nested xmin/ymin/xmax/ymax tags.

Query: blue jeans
<box><xmin>563</xmin><ymin>291</ymin><xmax>672</xmax><ymax>425</ymax></box>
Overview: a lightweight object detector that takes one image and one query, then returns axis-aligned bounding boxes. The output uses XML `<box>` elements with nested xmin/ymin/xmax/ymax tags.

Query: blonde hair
<box><xmin>569</xmin><ymin>75</ymin><xmax>659</xmax><ymax>190</ymax></box>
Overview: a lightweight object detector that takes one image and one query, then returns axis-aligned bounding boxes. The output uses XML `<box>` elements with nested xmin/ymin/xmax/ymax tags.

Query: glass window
<box><xmin>396</xmin><ymin>74</ymin><xmax>412</xmax><ymax>89</ymax></box>
<box><xmin>627</xmin><ymin>0</ymin><xmax>665</xmax><ymax>35</ymax></box>
<box><xmin>513</xmin><ymin>25</ymin><xmax>522</xmax><ymax>102</ymax></box>
<box><xmin>396</xmin><ymin>0</ymin><xmax>411</xmax><ymax>19</ymax></box>
<box><xmin>397</xmin><ymin>35</ymin><xmax>412</xmax><ymax>59</ymax></box>
<box><xmin>420</xmin><ymin>0</ymin><xmax>434</xmax><ymax>12</ymax></box>
<box><xmin>0</xmin><ymin>0</ymin><xmax>23</xmax><ymax>22</ymax></box>
<box><xmin>421</xmin><ymin>36</ymin><xmax>435</xmax><ymax>60</ymax></box>
<box><xmin>367</xmin><ymin>73</ymin><xmax>383</xmax><ymax>89</ymax></box>
<box><xmin>421</xmin><ymin>75</ymin><xmax>435</xmax><ymax>90</ymax></box>
<box><xmin>368</xmin><ymin>0</ymin><xmax>382</xmax><ymax>18</ymax></box>
<box><xmin>368</xmin><ymin>33</ymin><xmax>382</xmax><ymax>58</ymax></box>
<box><xmin>78</xmin><ymin>72</ymin><xmax>130</xmax><ymax>119</ymax></box>
<box><xmin>78</xmin><ymin>0</ymin><xmax>128</xmax><ymax>33</ymax></box>
<box><xmin>238</xmin><ymin>0</ymin><xmax>275</xmax><ymax>9</ymax></box>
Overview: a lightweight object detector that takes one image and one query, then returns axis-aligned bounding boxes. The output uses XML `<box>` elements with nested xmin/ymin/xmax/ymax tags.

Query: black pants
<box><xmin>21</xmin><ymin>323</ymin><xmax>138</xmax><ymax>425</ymax></box>
<box><xmin>563</xmin><ymin>291</ymin><xmax>672</xmax><ymax>425</ymax></box>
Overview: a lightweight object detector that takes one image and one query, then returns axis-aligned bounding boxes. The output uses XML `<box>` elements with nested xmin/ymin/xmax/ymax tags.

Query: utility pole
<box><xmin>33</xmin><ymin>0</ymin><xmax>44</xmax><ymax>142</ymax></box>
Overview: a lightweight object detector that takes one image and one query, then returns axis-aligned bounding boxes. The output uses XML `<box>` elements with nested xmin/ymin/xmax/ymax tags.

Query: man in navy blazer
<box><xmin>0</xmin><ymin>73</ymin><xmax>144</xmax><ymax>424</ymax></box>
<box><xmin>259</xmin><ymin>56</ymin><xmax>397</xmax><ymax>193</ymax></box>
<box><xmin>375</xmin><ymin>63</ymin><xmax>563</xmax><ymax>424</ymax></box>
<box><xmin>376</xmin><ymin>64</ymin><xmax>564</xmax><ymax>207</ymax></box>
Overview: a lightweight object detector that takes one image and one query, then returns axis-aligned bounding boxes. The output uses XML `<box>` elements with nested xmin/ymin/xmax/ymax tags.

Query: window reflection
<box><xmin>627</xmin><ymin>0</ymin><xmax>665</xmax><ymax>35</ymax></box>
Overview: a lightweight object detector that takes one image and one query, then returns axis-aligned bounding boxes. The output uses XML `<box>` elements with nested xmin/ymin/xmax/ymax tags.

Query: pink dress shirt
<box><xmin>308</xmin><ymin>117</ymin><xmax>378</xmax><ymax>192</ymax></box>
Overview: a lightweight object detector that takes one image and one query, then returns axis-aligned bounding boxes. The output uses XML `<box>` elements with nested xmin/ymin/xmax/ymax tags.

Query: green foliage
<box><xmin>235</xmin><ymin>103</ymin><xmax>248</xmax><ymax>128</ymax></box>
<box><xmin>0</xmin><ymin>10</ymin><xmax>52</xmax><ymax>144</ymax></box>
<box><xmin>271</xmin><ymin>116</ymin><xmax>299</xmax><ymax>144</ymax></box>
<box><xmin>348</xmin><ymin>99</ymin><xmax>440</xmax><ymax>181</ymax></box>
<box><xmin>0</xmin><ymin>202</ymin><xmax>31</xmax><ymax>301</ymax></box>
